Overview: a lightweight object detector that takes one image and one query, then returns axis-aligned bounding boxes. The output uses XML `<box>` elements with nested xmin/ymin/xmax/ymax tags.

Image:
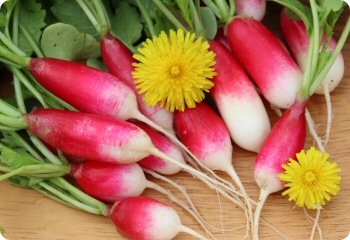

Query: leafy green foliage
<box><xmin>0</xmin><ymin>143</ymin><xmax>41</xmax><ymax>168</ymax></box>
<box><xmin>18</xmin><ymin>0</ymin><xmax>46</xmax><ymax>56</ymax></box>
<box><xmin>51</xmin><ymin>0</ymin><xmax>97</xmax><ymax>37</ymax></box>
<box><xmin>175</xmin><ymin>0</ymin><xmax>192</xmax><ymax>26</ymax></box>
<box><xmin>110</xmin><ymin>2</ymin><xmax>143</xmax><ymax>47</ymax></box>
<box><xmin>40</xmin><ymin>23</ymin><xmax>100</xmax><ymax>60</ymax></box>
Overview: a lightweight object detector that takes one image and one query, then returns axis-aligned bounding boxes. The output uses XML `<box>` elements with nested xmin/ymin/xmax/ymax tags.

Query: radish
<box><xmin>209</xmin><ymin>40</ymin><xmax>271</xmax><ymax>152</ymax></box>
<box><xmin>253</xmin><ymin>99</ymin><xmax>307</xmax><ymax>238</ymax></box>
<box><xmin>251</xmin><ymin>2</ymin><xmax>350</xmax><ymax>238</ymax></box>
<box><xmin>0</xmin><ymin>108</ymin><xmax>241</xmax><ymax>206</ymax></box>
<box><xmin>133</xmin><ymin>121</ymin><xmax>184</xmax><ymax>175</ymax></box>
<box><xmin>235</xmin><ymin>0</ymin><xmax>266</xmax><ymax>21</ymax></box>
<box><xmin>0</xmin><ymin>54</ymin><xmax>202</xmax><ymax>172</ymax></box>
<box><xmin>101</xmin><ymin>35</ymin><xmax>175</xmax><ymax>133</ymax></box>
<box><xmin>111</xmin><ymin>196</ymin><xmax>209</xmax><ymax>240</ymax></box>
<box><xmin>174</xmin><ymin>102</ymin><xmax>254</xmax><ymax>236</ymax></box>
<box><xmin>280</xmin><ymin>9</ymin><xmax>345</xmax><ymax>94</ymax></box>
<box><xmin>70</xmin><ymin>161</ymin><xmax>213</xmax><ymax>236</ymax></box>
<box><xmin>226</xmin><ymin>17</ymin><xmax>303</xmax><ymax>109</ymax></box>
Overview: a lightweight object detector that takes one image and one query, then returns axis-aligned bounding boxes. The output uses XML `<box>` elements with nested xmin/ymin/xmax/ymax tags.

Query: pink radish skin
<box><xmin>101</xmin><ymin>35</ymin><xmax>174</xmax><ymax>133</ymax></box>
<box><xmin>175</xmin><ymin>103</ymin><xmax>233</xmax><ymax>172</ymax></box>
<box><xmin>29</xmin><ymin>58</ymin><xmax>137</xmax><ymax>120</ymax></box>
<box><xmin>134</xmin><ymin>122</ymin><xmax>184</xmax><ymax>175</ymax></box>
<box><xmin>24</xmin><ymin>109</ymin><xmax>153</xmax><ymax>164</ymax></box>
<box><xmin>71</xmin><ymin>162</ymin><xmax>148</xmax><ymax>202</ymax></box>
<box><xmin>215</xmin><ymin>28</ymin><xmax>231</xmax><ymax>51</ymax></box>
<box><xmin>210</xmin><ymin>41</ymin><xmax>270</xmax><ymax>152</ymax></box>
<box><xmin>111</xmin><ymin>196</ymin><xmax>208</xmax><ymax>240</ymax></box>
<box><xmin>226</xmin><ymin>17</ymin><xmax>302</xmax><ymax>109</ymax></box>
<box><xmin>280</xmin><ymin>10</ymin><xmax>344</xmax><ymax>94</ymax></box>
<box><xmin>22</xmin><ymin>108</ymin><xmax>236</xmax><ymax>203</ymax></box>
<box><xmin>235</xmin><ymin>0</ymin><xmax>266</xmax><ymax>21</ymax></box>
<box><xmin>253</xmin><ymin>99</ymin><xmax>307</xmax><ymax>239</ymax></box>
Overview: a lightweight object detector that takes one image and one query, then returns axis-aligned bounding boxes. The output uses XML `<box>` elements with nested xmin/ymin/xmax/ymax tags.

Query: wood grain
<box><xmin>0</xmin><ymin>3</ymin><xmax>349</xmax><ymax>240</ymax></box>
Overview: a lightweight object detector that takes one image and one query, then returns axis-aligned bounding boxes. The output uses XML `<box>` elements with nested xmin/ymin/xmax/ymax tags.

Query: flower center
<box><xmin>304</xmin><ymin>171</ymin><xmax>317</xmax><ymax>185</ymax></box>
<box><xmin>169</xmin><ymin>65</ymin><xmax>181</xmax><ymax>78</ymax></box>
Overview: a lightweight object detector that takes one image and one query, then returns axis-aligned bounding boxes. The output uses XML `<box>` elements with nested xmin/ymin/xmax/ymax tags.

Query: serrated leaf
<box><xmin>200</xmin><ymin>7</ymin><xmax>217</xmax><ymax>40</ymax></box>
<box><xmin>110</xmin><ymin>2</ymin><xmax>142</xmax><ymax>46</ymax></box>
<box><xmin>0</xmin><ymin>143</ymin><xmax>41</xmax><ymax>168</ymax></box>
<box><xmin>41</xmin><ymin>23</ymin><xmax>100</xmax><ymax>61</ymax></box>
<box><xmin>51</xmin><ymin>0</ymin><xmax>98</xmax><ymax>38</ymax></box>
<box><xmin>18</xmin><ymin>0</ymin><xmax>46</xmax><ymax>56</ymax></box>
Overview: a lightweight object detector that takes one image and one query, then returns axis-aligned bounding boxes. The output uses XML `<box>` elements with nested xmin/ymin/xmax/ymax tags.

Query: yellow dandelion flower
<box><xmin>132</xmin><ymin>28</ymin><xmax>216</xmax><ymax>112</ymax></box>
<box><xmin>278</xmin><ymin>147</ymin><xmax>341</xmax><ymax>209</ymax></box>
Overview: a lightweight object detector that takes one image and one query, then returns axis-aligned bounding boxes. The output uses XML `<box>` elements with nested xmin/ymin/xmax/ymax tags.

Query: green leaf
<box><xmin>40</xmin><ymin>23</ymin><xmax>100</xmax><ymax>61</ymax></box>
<box><xmin>200</xmin><ymin>7</ymin><xmax>217</xmax><ymax>40</ymax></box>
<box><xmin>18</xmin><ymin>0</ymin><xmax>46</xmax><ymax>56</ymax></box>
<box><xmin>110</xmin><ymin>2</ymin><xmax>143</xmax><ymax>46</ymax></box>
<box><xmin>51</xmin><ymin>0</ymin><xmax>98</xmax><ymax>38</ymax></box>
<box><xmin>0</xmin><ymin>143</ymin><xmax>41</xmax><ymax>168</ymax></box>
<box><xmin>8</xmin><ymin>175</ymin><xmax>31</xmax><ymax>188</ymax></box>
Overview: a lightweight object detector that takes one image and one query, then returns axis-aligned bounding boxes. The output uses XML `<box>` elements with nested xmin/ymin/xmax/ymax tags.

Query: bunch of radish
<box><xmin>0</xmin><ymin>0</ymin><xmax>349</xmax><ymax>239</ymax></box>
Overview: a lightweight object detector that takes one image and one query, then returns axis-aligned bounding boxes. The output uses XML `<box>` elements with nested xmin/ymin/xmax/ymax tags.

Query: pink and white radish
<box><xmin>175</xmin><ymin>102</ymin><xmax>254</xmax><ymax>235</ymax></box>
<box><xmin>101</xmin><ymin>35</ymin><xmax>175</xmax><ymax>133</ymax></box>
<box><xmin>70</xmin><ymin>161</ymin><xmax>212</xmax><ymax>235</ymax></box>
<box><xmin>5</xmin><ymin>108</ymin><xmax>239</xmax><ymax>206</ymax></box>
<box><xmin>111</xmin><ymin>196</ymin><xmax>209</xmax><ymax>240</ymax></box>
<box><xmin>226</xmin><ymin>17</ymin><xmax>302</xmax><ymax>109</ymax></box>
<box><xmin>133</xmin><ymin>122</ymin><xmax>184</xmax><ymax>175</ymax></box>
<box><xmin>235</xmin><ymin>0</ymin><xmax>266</xmax><ymax>21</ymax></box>
<box><xmin>210</xmin><ymin>40</ymin><xmax>271</xmax><ymax>152</ymax></box>
<box><xmin>280</xmin><ymin>9</ymin><xmax>344</xmax><ymax>94</ymax></box>
<box><xmin>253</xmin><ymin>99</ymin><xmax>307</xmax><ymax>239</ymax></box>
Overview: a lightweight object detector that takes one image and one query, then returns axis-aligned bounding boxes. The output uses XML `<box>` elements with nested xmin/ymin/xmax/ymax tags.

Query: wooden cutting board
<box><xmin>0</xmin><ymin>3</ymin><xmax>349</xmax><ymax>240</ymax></box>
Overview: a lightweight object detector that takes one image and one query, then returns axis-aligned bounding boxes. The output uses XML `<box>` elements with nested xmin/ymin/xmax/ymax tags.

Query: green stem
<box><xmin>201</xmin><ymin>0</ymin><xmax>222</xmax><ymax>19</ymax></box>
<box><xmin>228</xmin><ymin>0</ymin><xmax>235</xmax><ymax>18</ymax></box>
<box><xmin>0</xmin><ymin>31</ymin><xmax>26</xmax><ymax>57</ymax></box>
<box><xmin>38</xmin><ymin>181</ymin><xmax>102</xmax><ymax>215</ymax></box>
<box><xmin>18</xmin><ymin>24</ymin><xmax>44</xmax><ymax>58</ymax></box>
<box><xmin>0</xmin><ymin>99</ymin><xmax>21</xmax><ymax>117</ymax></box>
<box><xmin>190</xmin><ymin>0</ymin><xmax>205</xmax><ymax>37</ymax></box>
<box><xmin>29</xmin><ymin>136</ymin><xmax>63</xmax><ymax>165</ymax></box>
<box><xmin>51</xmin><ymin>177</ymin><xmax>108</xmax><ymax>215</ymax></box>
<box><xmin>0</xmin><ymin>125</ymin><xmax>18</xmax><ymax>131</ymax></box>
<box><xmin>91</xmin><ymin>0</ymin><xmax>111</xmax><ymax>36</ymax></box>
<box><xmin>13</xmin><ymin>77</ymin><xmax>26</xmax><ymax>113</ymax></box>
<box><xmin>214</xmin><ymin>0</ymin><xmax>230</xmax><ymax>21</ymax></box>
<box><xmin>0</xmin><ymin>45</ymin><xmax>29</xmax><ymax>67</ymax></box>
<box><xmin>4</xmin><ymin>0</ymin><xmax>18</xmax><ymax>39</ymax></box>
<box><xmin>0</xmin><ymin>114</ymin><xmax>26</xmax><ymax>129</ymax></box>
<box><xmin>0</xmin><ymin>165</ymin><xmax>13</xmax><ymax>172</ymax></box>
<box><xmin>10</xmin><ymin>67</ymin><xmax>48</xmax><ymax>108</ymax></box>
<box><xmin>0</xmin><ymin>164</ymin><xmax>70</xmax><ymax>181</ymax></box>
<box><xmin>7</xmin><ymin>132</ymin><xmax>42</xmax><ymax>160</ymax></box>
<box><xmin>152</xmin><ymin>0</ymin><xmax>188</xmax><ymax>30</ymax></box>
<box><xmin>310</xmin><ymin>16</ymin><xmax>350</xmax><ymax>95</ymax></box>
<box><xmin>12</xmin><ymin>0</ymin><xmax>20</xmax><ymax>45</ymax></box>
<box><xmin>300</xmin><ymin>0</ymin><xmax>320</xmax><ymax>98</ymax></box>
<box><xmin>135</xmin><ymin>0</ymin><xmax>156</xmax><ymax>36</ymax></box>
<box><xmin>75</xmin><ymin>0</ymin><xmax>101</xmax><ymax>34</ymax></box>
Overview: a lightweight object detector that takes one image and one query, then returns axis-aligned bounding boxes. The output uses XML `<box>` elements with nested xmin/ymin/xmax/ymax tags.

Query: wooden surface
<box><xmin>1</xmin><ymin>4</ymin><xmax>350</xmax><ymax>240</ymax></box>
